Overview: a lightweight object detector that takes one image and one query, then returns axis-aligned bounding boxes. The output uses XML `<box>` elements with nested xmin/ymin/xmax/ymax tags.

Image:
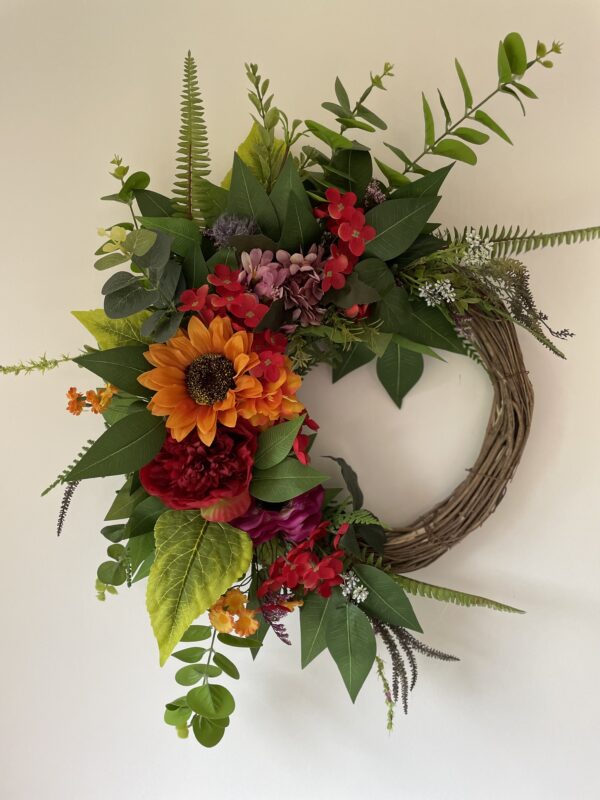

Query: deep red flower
<box><xmin>293</xmin><ymin>415</ymin><xmax>319</xmax><ymax>465</ymax></box>
<box><xmin>139</xmin><ymin>422</ymin><xmax>258</xmax><ymax>522</ymax></box>
<box><xmin>252</xmin><ymin>349</ymin><xmax>285</xmax><ymax>383</ymax></box>
<box><xmin>325</xmin><ymin>187</ymin><xmax>358</xmax><ymax>220</ymax></box>
<box><xmin>337</xmin><ymin>209</ymin><xmax>376</xmax><ymax>257</ymax></box>
<box><xmin>254</xmin><ymin>329</ymin><xmax>288</xmax><ymax>354</ymax></box>
<box><xmin>228</xmin><ymin>293</ymin><xmax>269</xmax><ymax>328</ymax></box>
<box><xmin>178</xmin><ymin>285</ymin><xmax>209</xmax><ymax>313</ymax></box>
<box><xmin>207</xmin><ymin>263</ymin><xmax>244</xmax><ymax>296</ymax></box>
<box><xmin>344</xmin><ymin>303</ymin><xmax>370</xmax><ymax>320</ymax></box>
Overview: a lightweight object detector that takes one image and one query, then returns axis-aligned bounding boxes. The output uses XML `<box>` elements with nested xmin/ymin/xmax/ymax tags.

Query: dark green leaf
<box><xmin>73</xmin><ymin>345</ymin><xmax>151</xmax><ymax>397</ymax></box>
<box><xmin>438</xmin><ymin>90</ymin><xmax>452</xmax><ymax>129</ymax></box>
<box><xmin>334</xmin><ymin>77</ymin><xmax>351</xmax><ymax>111</ymax></box>
<box><xmin>277</xmin><ymin>191</ymin><xmax>321</xmax><ymax>252</ymax></box>
<box><xmin>364</xmin><ymin>197</ymin><xmax>440</xmax><ymax>260</ymax></box>
<box><xmin>353</xmin><ymin>564</ymin><xmax>422</xmax><ymax>630</ymax></box>
<box><xmin>176</xmin><ymin>665</ymin><xmax>205</xmax><ymax>686</ymax></box>
<box><xmin>216</xmin><ymin>632</ymin><xmax>263</xmax><ymax>649</ymax></box>
<box><xmin>376</xmin><ymin>285</ymin><xmax>411</xmax><ymax>333</ymax></box>
<box><xmin>332</xmin><ymin>342</ymin><xmax>375</xmax><ymax>383</ymax></box>
<box><xmin>192</xmin><ymin>715</ymin><xmax>226</xmax><ymax>747</ymax></box>
<box><xmin>269</xmin><ymin>157</ymin><xmax>312</xmax><ymax>225</ymax></box>
<box><xmin>354</xmin><ymin>258</ymin><xmax>395</xmax><ymax>294</ymax></box>
<box><xmin>376</xmin><ymin>339</ymin><xmax>424</xmax><ymax>408</ymax></box>
<box><xmin>325</xmin><ymin>591</ymin><xmax>376</xmax><ymax>702</ymax></box>
<box><xmin>105</xmin><ymin>477</ymin><xmax>148</xmax><ymax>521</ymax></box>
<box><xmin>103</xmin><ymin>284</ymin><xmax>160</xmax><ymax>319</ymax></box>
<box><xmin>392</xmin><ymin>301</ymin><xmax>466</xmax><ymax>353</ymax></box>
<box><xmin>324</xmin><ymin>456</ymin><xmax>363</xmax><ymax>509</ymax></box>
<box><xmin>327</xmin><ymin>271</ymin><xmax>380</xmax><ymax>309</ymax></box>
<box><xmin>501</xmin><ymin>86</ymin><xmax>526</xmax><ymax>116</ymax></box>
<box><xmin>336</xmin><ymin>116</ymin><xmax>375</xmax><ymax>132</ymax></box>
<box><xmin>374</xmin><ymin>158</ymin><xmax>410</xmax><ymax>188</ymax></box>
<box><xmin>389</xmin><ymin>164</ymin><xmax>453</xmax><ymax>199</ymax></box>
<box><xmin>227</xmin><ymin>154</ymin><xmax>280</xmax><ymax>240</ymax></box>
<box><xmin>512</xmin><ymin>82</ymin><xmax>538</xmax><ymax>99</ymax></box>
<box><xmin>97</xmin><ymin>560</ymin><xmax>126</xmax><ymax>586</ymax></box>
<box><xmin>250</xmin><ymin>458</ymin><xmax>327</xmax><ymax>503</ymax></box>
<box><xmin>300</xmin><ymin>592</ymin><xmax>335</xmax><ymax>668</ymax></box>
<box><xmin>123</xmin><ymin>495</ymin><xmax>165</xmax><ymax>539</ymax></box>
<box><xmin>254</xmin><ymin>416</ymin><xmax>305</xmax><ymax>471</ymax></box>
<box><xmin>356</xmin><ymin>104</ymin><xmax>387</xmax><ymax>130</ymax></box>
<box><xmin>134</xmin><ymin>189</ymin><xmax>174</xmax><ymax>217</ymax></box>
<box><xmin>329</xmin><ymin>149</ymin><xmax>373</xmax><ymax>201</ymax></box>
<box><xmin>66</xmin><ymin>411</ymin><xmax>166</xmax><ymax>481</ymax></box>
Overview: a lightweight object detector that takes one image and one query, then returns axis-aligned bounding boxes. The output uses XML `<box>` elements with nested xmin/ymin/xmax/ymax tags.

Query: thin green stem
<box><xmin>203</xmin><ymin>628</ymin><xmax>217</xmax><ymax>685</ymax></box>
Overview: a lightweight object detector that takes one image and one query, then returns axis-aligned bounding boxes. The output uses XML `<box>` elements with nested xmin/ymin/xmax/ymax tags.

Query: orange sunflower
<box><xmin>138</xmin><ymin>316</ymin><xmax>264</xmax><ymax>446</ymax></box>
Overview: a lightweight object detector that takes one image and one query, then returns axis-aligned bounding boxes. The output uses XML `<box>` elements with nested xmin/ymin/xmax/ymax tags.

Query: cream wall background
<box><xmin>1</xmin><ymin>1</ymin><xmax>599</xmax><ymax>798</ymax></box>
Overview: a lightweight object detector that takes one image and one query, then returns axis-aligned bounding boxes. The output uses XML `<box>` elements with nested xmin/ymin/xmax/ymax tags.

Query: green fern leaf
<box><xmin>451</xmin><ymin>224</ymin><xmax>600</xmax><ymax>258</ymax></box>
<box><xmin>392</xmin><ymin>575</ymin><xmax>524</xmax><ymax>613</ymax></box>
<box><xmin>172</xmin><ymin>51</ymin><xmax>210</xmax><ymax>226</ymax></box>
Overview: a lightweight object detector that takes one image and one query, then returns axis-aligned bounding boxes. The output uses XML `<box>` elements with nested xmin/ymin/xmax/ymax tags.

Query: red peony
<box><xmin>139</xmin><ymin>422</ymin><xmax>258</xmax><ymax>522</ymax></box>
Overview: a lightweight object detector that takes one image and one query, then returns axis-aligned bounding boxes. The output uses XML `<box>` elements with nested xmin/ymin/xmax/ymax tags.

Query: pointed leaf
<box><xmin>269</xmin><ymin>157</ymin><xmax>312</xmax><ymax>225</ymax></box>
<box><xmin>453</xmin><ymin>127</ymin><xmax>490</xmax><ymax>145</ymax></box>
<box><xmin>354</xmin><ymin>564</ymin><xmax>422</xmax><ymax>630</ymax></box>
<box><xmin>376</xmin><ymin>339</ymin><xmax>424</xmax><ymax>408</ymax></box>
<box><xmin>334</xmin><ymin>77</ymin><xmax>351</xmax><ymax>111</ymax></box>
<box><xmin>421</xmin><ymin>93</ymin><xmax>435</xmax><ymax>147</ymax></box>
<box><xmin>437</xmin><ymin>89</ymin><xmax>452</xmax><ymax>129</ymax></box>
<box><xmin>324</xmin><ymin>456</ymin><xmax>363</xmax><ymax>509</ymax></box>
<box><xmin>473</xmin><ymin>110</ymin><xmax>513</xmax><ymax>144</ymax></box>
<box><xmin>250</xmin><ymin>458</ymin><xmax>328</xmax><ymax>503</ymax></box>
<box><xmin>277</xmin><ymin>191</ymin><xmax>321</xmax><ymax>252</ymax></box>
<box><xmin>325</xmin><ymin>591</ymin><xmax>376</xmax><ymax>702</ymax></box>
<box><xmin>364</xmin><ymin>197</ymin><xmax>440</xmax><ymax>260</ymax></box>
<box><xmin>332</xmin><ymin>343</ymin><xmax>375</xmax><ymax>383</ymax></box>
<box><xmin>227</xmin><ymin>154</ymin><xmax>280</xmax><ymax>239</ymax></box>
<box><xmin>254</xmin><ymin>416</ymin><xmax>305</xmax><ymax>470</ymax></box>
<box><xmin>455</xmin><ymin>59</ymin><xmax>473</xmax><ymax>109</ymax></box>
<box><xmin>392</xmin><ymin>301</ymin><xmax>466</xmax><ymax>353</ymax></box>
<box><xmin>66</xmin><ymin>411</ymin><xmax>166</xmax><ymax>481</ymax></box>
<box><xmin>305</xmin><ymin>120</ymin><xmax>357</xmax><ymax>150</ymax></box>
<box><xmin>147</xmin><ymin>512</ymin><xmax>252</xmax><ymax>664</ymax></box>
<box><xmin>497</xmin><ymin>41</ymin><xmax>513</xmax><ymax>83</ymax></box>
<box><xmin>432</xmin><ymin>138</ymin><xmax>477</xmax><ymax>165</ymax></box>
<box><xmin>300</xmin><ymin>592</ymin><xmax>335</xmax><ymax>667</ymax></box>
<box><xmin>73</xmin><ymin>345</ymin><xmax>152</xmax><ymax>397</ymax></box>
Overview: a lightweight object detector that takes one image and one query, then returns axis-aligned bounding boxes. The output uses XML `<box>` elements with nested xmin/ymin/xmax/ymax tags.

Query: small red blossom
<box><xmin>252</xmin><ymin>349</ymin><xmax>285</xmax><ymax>383</ymax></box>
<box><xmin>254</xmin><ymin>329</ymin><xmax>288</xmax><ymax>354</ymax></box>
<box><xmin>178</xmin><ymin>285</ymin><xmax>209</xmax><ymax>313</ymax></box>
<box><xmin>293</xmin><ymin>415</ymin><xmax>319</xmax><ymax>464</ymax></box>
<box><xmin>228</xmin><ymin>292</ymin><xmax>269</xmax><ymax>328</ymax></box>
<box><xmin>344</xmin><ymin>303</ymin><xmax>370</xmax><ymax>320</ymax></box>
<box><xmin>325</xmin><ymin>187</ymin><xmax>358</xmax><ymax>220</ymax></box>
<box><xmin>337</xmin><ymin>209</ymin><xmax>376</xmax><ymax>257</ymax></box>
<box><xmin>207</xmin><ymin>263</ymin><xmax>244</xmax><ymax>296</ymax></box>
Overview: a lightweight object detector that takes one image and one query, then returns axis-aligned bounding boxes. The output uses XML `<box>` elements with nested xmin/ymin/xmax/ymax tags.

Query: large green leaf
<box><xmin>66</xmin><ymin>411</ymin><xmax>166</xmax><ymax>481</ymax></box>
<box><xmin>187</xmin><ymin>684</ymin><xmax>235</xmax><ymax>719</ymax></box>
<box><xmin>250</xmin><ymin>458</ymin><xmax>328</xmax><ymax>503</ymax></box>
<box><xmin>325</xmin><ymin>591</ymin><xmax>376</xmax><ymax>702</ymax></box>
<box><xmin>327</xmin><ymin>271</ymin><xmax>380</xmax><ymax>309</ymax></box>
<box><xmin>227</xmin><ymin>154</ymin><xmax>280</xmax><ymax>240</ymax></box>
<box><xmin>354</xmin><ymin>258</ymin><xmax>395</xmax><ymax>294</ymax></box>
<box><xmin>269</xmin><ymin>156</ymin><xmax>312</xmax><ymax>225</ymax></box>
<box><xmin>134</xmin><ymin>189</ymin><xmax>175</xmax><ymax>217</ymax></box>
<box><xmin>389</xmin><ymin>164</ymin><xmax>453</xmax><ymax>199</ymax></box>
<box><xmin>123</xmin><ymin>495</ymin><xmax>166</xmax><ymax>538</ymax></box>
<box><xmin>376</xmin><ymin>339</ymin><xmax>424</xmax><ymax>408</ymax></box>
<box><xmin>254</xmin><ymin>416</ymin><xmax>305</xmax><ymax>471</ymax></box>
<box><xmin>277</xmin><ymin>190</ymin><xmax>321</xmax><ymax>252</ymax></box>
<box><xmin>300</xmin><ymin>592</ymin><xmax>335</xmax><ymax>668</ymax></box>
<box><xmin>392</xmin><ymin>301</ymin><xmax>466</xmax><ymax>354</ymax></box>
<box><xmin>304</xmin><ymin>120</ymin><xmax>357</xmax><ymax>151</ymax></box>
<box><xmin>71</xmin><ymin>309</ymin><xmax>152</xmax><ymax>349</ymax></box>
<box><xmin>332</xmin><ymin>342</ymin><xmax>375</xmax><ymax>383</ymax></box>
<box><xmin>146</xmin><ymin>512</ymin><xmax>252</xmax><ymax>664</ymax></box>
<box><xmin>73</xmin><ymin>345</ymin><xmax>151</xmax><ymax>397</ymax></box>
<box><xmin>376</xmin><ymin>285</ymin><xmax>411</xmax><ymax>332</ymax></box>
<box><xmin>364</xmin><ymin>197</ymin><xmax>439</xmax><ymax>260</ymax></box>
<box><xmin>139</xmin><ymin>217</ymin><xmax>207</xmax><ymax>287</ymax></box>
<box><xmin>105</xmin><ymin>477</ymin><xmax>148</xmax><ymax>521</ymax></box>
<box><xmin>328</xmin><ymin>149</ymin><xmax>373</xmax><ymax>201</ymax></box>
<box><xmin>354</xmin><ymin>564</ymin><xmax>422</xmax><ymax>631</ymax></box>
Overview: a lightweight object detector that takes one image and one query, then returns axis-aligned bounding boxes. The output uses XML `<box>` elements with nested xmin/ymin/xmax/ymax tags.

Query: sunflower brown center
<box><xmin>185</xmin><ymin>353</ymin><xmax>236</xmax><ymax>406</ymax></box>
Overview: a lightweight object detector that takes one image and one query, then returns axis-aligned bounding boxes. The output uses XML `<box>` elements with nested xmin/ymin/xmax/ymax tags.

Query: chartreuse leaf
<box><xmin>497</xmin><ymin>41</ymin><xmax>513</xmax><ymax>84</ymax></box>
<box><xmin>432</xmin><ymin>139</ymin><xmax>477</xmax><ymax>166</ymax></box>
<box><xmin>187</xmin><ymin>684</ymin><xmax>235</xmax><ymax>719</ymax></box>
<box><xmin>300</xmin><ymin>592</ymin><xmax>335</xmax><ymax>668</ymax></box>
<box><xmin>364</xmin><ymin>197</ymin><xmax>439</xmax><ymax>260</ymax></box>
<box><xmin>254</xmin><ymin>416</ymin><xmax>305</xmax><ymax>470</ymax></box>
<box><xmin>455</xmin><ymin>59</ymin><xmax>473</xmax><ymax>109</ymax></box>
<box><xmin>453</xmin><ymin>127</ymin><xmax>490</xmax><ymax>145</ymax></box>
<box><xmin>304</xmin><ymin>120</ymin><xmax>356</xmax><ymax>150</ymax></box>
<box><xmin>66</xmin><ymin>411</ymin><xmax>166</xmax><ymax>481</ymax></box>
<box><xmin>250</xmin><ymin>458</ymin><xmax>327</xmax><ymax>503</ymax></box>
<box><xmin>73</xmin><ymin>345</ymin><xmax>151</xmax><ymax>397</ymax></box>
<box><xmin>376</xmin><ymin>339</ymin><xmax>424</xmax><ymax>408</ymax></box>
<box><xmin>503</xmin><ymin>32</ymin><xmax>527</xmax><ymax>77</ymax></box>
<box><xmin>353</xmin><ymin>564</ymin><xmax>422</xmax><ymax>631</ymax></box>
<box><xmin>227</xmin><ymin>153</ymin><xmax>280</xmax><ymax>240</ymax></box>
<box><xmin>422</xmin><ymin>93</ymin><xmax>435</xmax><ymax>147</ymax></box>
<box><xmin>146</xmin><ymin>512</ymin><xmax>252</xmax><ymax>665</ymax></box>
<box><xmin>164</xmin><ymin>705</ymin><xmax>192</xmax><ymax>727</ymax></box>
<box><xmin>325</xmin><ymin>590</ymin><xmax>376</xmax><ymax>702</ymax></box>
<box><xmin>474</xmin><ymin>110</ymin><xmax>513</xmax><ymax>144</ymax></box>
<box><xmin>71</xmin><ymin>309</ymin><xmax>152</xmax><ymax>349</ymax></box>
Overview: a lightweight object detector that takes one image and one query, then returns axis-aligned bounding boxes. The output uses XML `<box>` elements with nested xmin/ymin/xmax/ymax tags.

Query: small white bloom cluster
<box><xmin>341</xmin><ymin>571</ymin><xmax>369</xmax><ymax>604</ymax></box>
<box><xmin>460</xmin><ymin>228</ymin><xmax>494</xmax><ymax>268</ymax></box>
<box><xmin>418</xmin><ymin>278</ymin><xmax>456</xmax><ymax>307</ymax></box>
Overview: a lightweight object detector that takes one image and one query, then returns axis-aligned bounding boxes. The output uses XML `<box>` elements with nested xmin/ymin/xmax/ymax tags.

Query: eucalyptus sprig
<box><xmin>321</xmin><ymin>62</ymin><xmax>394</xmax><ymax>133</ymax></box>
<box><xmin>384</xmin><ymin>34</ymin><xmax>562</xmax><ymax>177</ymax></box>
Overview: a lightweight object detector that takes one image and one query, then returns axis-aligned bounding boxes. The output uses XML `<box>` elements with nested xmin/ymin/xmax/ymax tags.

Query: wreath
<box><xmin>4</xmin><ymin>31</ymin><xmax>597</xmax><ymax>748</ymax></box>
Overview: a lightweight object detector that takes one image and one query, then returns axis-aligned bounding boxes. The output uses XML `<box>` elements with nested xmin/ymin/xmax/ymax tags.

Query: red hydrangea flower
<box><xmin>178</xmin><ymin>285</ymin><xmax>209</xmax><ymax>313</ymax></box>
<box><xmin>293</xmin><ymin>415</ymin><xmax>319</xmax><ymax>465</ymax></box>
<box><xmin>254</xmin><ymin>329</ymin><xmax>288</xmax><ymax>354</ymax></box>
<box><xmin>344</xmin><ymin>303</ymin><xmax>370</xmax><ymax>320</ymax></box>
<box><xmin>337</xmin><ymin>209</ymin><xmax>376</xmax><ymax>257</ymax></box>
<box><xmin>252</xmin><ymin>349</ymin><xmax>285</xmax><ymax>382</ymax></box>
<box><xmin>207</xmin><ymin>263</ymin><xmax>244</xmax><ymax>296</ymax></box>
<box><xmin>322</xmin><ymin>252</ymin><xmax>349</xmax><ymax>292</ymax></box>
<box><xmin>139</xmin><ymin>422</ymin><xmax>257</xmax><ymax>522</ymax></box>
<box><xmin>228</xmin><ymin>293</ymin><xmax>269</xmax><ymax>328</ymax></box>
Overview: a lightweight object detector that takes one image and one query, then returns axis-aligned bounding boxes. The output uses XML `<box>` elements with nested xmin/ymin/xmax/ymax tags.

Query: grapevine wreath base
<box><xmin>3</xmin><ymin>31</ymin><xmax>596</xmax><ymax>748</ymax></box>
<box><xmin>385</xmin><ymin>311</ymin><xmax>534</xmax><ymax>572</ymax></box>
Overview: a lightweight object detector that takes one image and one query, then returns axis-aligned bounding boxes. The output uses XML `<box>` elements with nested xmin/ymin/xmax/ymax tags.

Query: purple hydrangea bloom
<box><xmin>231</xmin><ymin>485</ymin><xmax>324</xmax><ymax>546</ymax></box>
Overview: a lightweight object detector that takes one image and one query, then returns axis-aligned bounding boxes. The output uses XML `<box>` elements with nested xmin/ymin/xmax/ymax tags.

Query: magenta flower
<box><xmin>231</xmin><ymin>486</ymin><xmax>324</xmax><ymax>546</ymax></box>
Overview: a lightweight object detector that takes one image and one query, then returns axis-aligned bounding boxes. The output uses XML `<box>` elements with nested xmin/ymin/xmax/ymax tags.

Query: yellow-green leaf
<box><xmin>71</xmin><ymin>309</ymin><xmax>152</xmax><ymax>349</ymax></box>
<box><xmin>146</xmin><ymin>512</ymin><xmax>252</xmax><ymax>665</ymax></box>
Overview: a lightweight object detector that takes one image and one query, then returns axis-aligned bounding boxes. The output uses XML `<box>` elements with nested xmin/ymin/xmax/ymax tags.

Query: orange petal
<box><xmin>187</xmin><ymin>316</ymin><xmax>213</xmax><ymax>355</ymax></box>
<box><xmin>234</xmin><ymin>374</ymin><xmax>263</xmax><ymax>398</ymax></box>
<box><xmin>209</xmin><ymin>316</ymin><xmax>233</xmax><ymax>351</ymax></box>
<box><xmin>217</xmin><ymin>407</ymin><xmax>238</xmax><ymax>427</ymax></box>
<box><xmin>151</xmin><ymin>385</ymin><xmax>189</xmax><ymax>410</ymax></box>
<box><xmin>224</xmin><ymin>331</ymin><xmax>249</xmax><ymax>362</ymax></box>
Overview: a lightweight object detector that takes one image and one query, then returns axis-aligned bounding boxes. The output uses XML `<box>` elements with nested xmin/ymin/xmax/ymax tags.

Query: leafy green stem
<box><xmin>1</xmin><ymin>353</ymin><xmax>72</xmax><ymax>376</ymax></box>
<box><xmin>203</xmin><ymin>628</ymin><xmax>218</xmax><ymax>685</ymax></box>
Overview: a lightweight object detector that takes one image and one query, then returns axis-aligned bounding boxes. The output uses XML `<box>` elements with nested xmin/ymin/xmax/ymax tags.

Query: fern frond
<box><xmin>450</xmin><ymin>224</ymin><xmax>600</xmax><ymax>259</ymax></box>
<box><xmin>42</xmin><ymin>439</ymin><xmax>95</xmax><ymax>496</ymax></box>
<box><xmin>392</xmin><ymin>575</ymin><xmax>524</xmax><ymax>613</ymax></box>
<box><xmin>172</xmin><ymin>51</ymin><xmax>210</xmax><ymax>226</ymax></box>
<box><xmin>57</xmin><ymin>481</ymin><xmax>80</xmax><ymax>536</ymax></box>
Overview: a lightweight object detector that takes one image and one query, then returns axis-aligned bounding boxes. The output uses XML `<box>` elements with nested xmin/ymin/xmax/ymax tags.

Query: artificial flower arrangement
<box><xmin>4</xmin><ymin>32</ymin><xmax>599</xmax><ymax>748</ymax></box>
